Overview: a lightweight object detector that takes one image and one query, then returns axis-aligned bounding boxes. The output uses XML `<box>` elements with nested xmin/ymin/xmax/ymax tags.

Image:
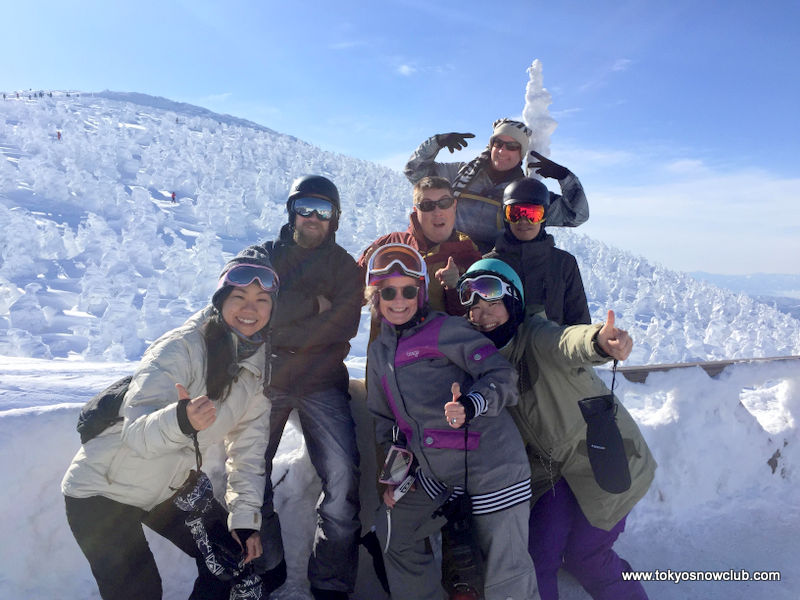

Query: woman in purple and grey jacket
<box><xmin>364</xmin><ymin>243</ymin><xmax>537</xmax><ymax>600</ymax></box>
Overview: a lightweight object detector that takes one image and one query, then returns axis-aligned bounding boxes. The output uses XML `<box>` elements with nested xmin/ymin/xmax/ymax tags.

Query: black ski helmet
<box><xmin>286</xmin><ymin>175</ymin><xmax>341</xmax><ymax>231</ymax></box>
<box><xmin>502</xmin><ymin>177</ymin><xmax>551</xmax><ymax>209</ymax></box>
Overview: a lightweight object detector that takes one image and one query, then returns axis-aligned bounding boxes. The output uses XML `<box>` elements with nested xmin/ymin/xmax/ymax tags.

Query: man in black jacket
<box><xmin>486</xmin><ymin>177</ymin><xmax>590</xmax><ymax>326</ymax></box>
<box><xmin>256</xmin><ymin>175</ymin><xmax>363</xmax><ymax>600</ymax></box>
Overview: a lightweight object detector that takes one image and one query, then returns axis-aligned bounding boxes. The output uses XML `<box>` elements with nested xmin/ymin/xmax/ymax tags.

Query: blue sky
<box><xmin>3</xmin><ymin>0</ymin><xmax>799</xmax><ymax>274</ymax></box>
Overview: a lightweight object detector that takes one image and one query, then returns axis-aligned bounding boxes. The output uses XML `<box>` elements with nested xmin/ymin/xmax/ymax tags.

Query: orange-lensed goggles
<box><xmin>504</xmin><ymin>203</ymin><xmax>546</xmax><ymax>224</ymax></box>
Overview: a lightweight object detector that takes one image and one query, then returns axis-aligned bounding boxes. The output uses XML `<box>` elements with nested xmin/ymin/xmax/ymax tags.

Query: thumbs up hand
<box><xmin>596</xmin><ymin>310</ymin><xmax>633</xmax><ymax>361</ymax></box>
<box><xmin>435</xmin><ymin>256</ymin><xmax>461</xmax><ymax>290</ymax></box>
<box><xmin>443</xmin><ymin>382</ymin><xmax>466</xmax><ymax>429</ymax></box>
<box><xmin>176</xmin><ymin>383</ymin><xmax>216</xmax><ymax>431</ymax></box>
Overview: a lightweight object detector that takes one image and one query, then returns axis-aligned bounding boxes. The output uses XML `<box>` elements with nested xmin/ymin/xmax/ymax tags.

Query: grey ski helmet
<box><xmin>286</xmin><ymin>175</ymin><xmax>341</xmax><ymax>231</ymax></box>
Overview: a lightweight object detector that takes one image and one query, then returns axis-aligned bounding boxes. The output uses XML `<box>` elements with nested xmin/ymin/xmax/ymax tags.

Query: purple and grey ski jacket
<box><xmin>367</xmin><ymin>311</ymin><xmax>531</xmax><ymax>514</ymax></box>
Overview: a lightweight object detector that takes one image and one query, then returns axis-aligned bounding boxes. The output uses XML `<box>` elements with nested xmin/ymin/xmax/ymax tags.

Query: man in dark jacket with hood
<box><xmin>486</xmin><ymin>177</ymin><xmax>590</xmax><ymax>326</ymax></box>
<box><xmin>256</xmin><ymin>175</ymin><xmax>363</xmax><ymax>600</ymax></box>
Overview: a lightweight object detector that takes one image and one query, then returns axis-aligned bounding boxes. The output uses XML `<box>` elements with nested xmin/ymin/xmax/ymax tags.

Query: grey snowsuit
<box><xmin>367</xmin><ymin>311</ymin><xmax>538</xmax><ymax>600</ymax></box>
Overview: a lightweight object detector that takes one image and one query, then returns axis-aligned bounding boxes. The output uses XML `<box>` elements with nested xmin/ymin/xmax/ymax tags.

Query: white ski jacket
<box><xmin>62</xmin><ymin>307</ymin><xmax>270</xmax><ymax>532</ymax></box>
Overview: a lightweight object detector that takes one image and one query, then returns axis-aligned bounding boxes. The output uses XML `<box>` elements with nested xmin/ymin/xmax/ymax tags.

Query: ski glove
<box><xmin>578</xmin><ymin>394</ymin><xmax>632</xmax><ymax>494</ymax></box>
<box><xmin>436</xmin><ymin>132</ymin><xmax>475</xmax><ymax>153</ymax></box>
<box><xmin>528</xmin><ymin>150</ymin><xmax>570</xmax><ymax>180</ymax></box>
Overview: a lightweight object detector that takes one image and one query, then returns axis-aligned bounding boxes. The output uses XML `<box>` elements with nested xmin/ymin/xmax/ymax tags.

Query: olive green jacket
<box><xmin>500</xmin><ymin>312</ymin><xmax>656</xmax><ymax>530</ymax></box>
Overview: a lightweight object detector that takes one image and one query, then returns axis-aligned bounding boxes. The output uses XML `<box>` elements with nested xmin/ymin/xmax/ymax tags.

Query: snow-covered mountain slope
<box><xmin>2</xmin><ymin>91</ymin><xmax>800</xmax><ymax>364</ymax></box>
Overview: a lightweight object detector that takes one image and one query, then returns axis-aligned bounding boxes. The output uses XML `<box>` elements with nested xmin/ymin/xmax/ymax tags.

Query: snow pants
<box><xmin>257</xmin><ymin>386</ymin><xmax>361</xmax><ymax>594</ymax></box>
<box><xmin>375</xmin><ymin>487</ymin><xmax>539</xmax><ymax>600</ymax></box>
<box><xmin>64</xmin><ymin>493</ymin><xmax>231</xmax><ymax>600</ymax></box>
<box><xmin>529</xmin><ymin>478</ymin><xmax>648</xmax><ymax>600</ymax></box>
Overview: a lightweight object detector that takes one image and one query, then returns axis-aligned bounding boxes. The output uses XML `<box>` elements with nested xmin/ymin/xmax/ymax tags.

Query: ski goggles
<box><xmin>379</xmin><ymin>445</ymin><xmax>415</xmax><ymax>485</ymax></box>
<box><xmin>504</xmin><ymin>203</ymin><xmax>546</xmax><ymax>224</ymax></box>
<box><xmin>379</xmin><ymin>285</ymin><xmax>419</xmax><ymax>301</ymax></box>
<box><xmin>292</xmin><ymin>196</ymin><xmax>336</xmax><ymax>221</ymax></box>
<box><xmin>490</xmin><ymin>138</ymin><xmax>522</xmax><ymax>152</ymax></box>
<box><xmin>458</xmin><ymin>274</ymin><xmax>516</xmax><ymax>307</ymax></box>
<box><xmin>366</xmin><ymin>243</ymin><xmax>427</xmax><ymax>285</ymax></box>
<box><xmin>218</xmin><ymin>263</ymin><xmax>280</xmax><ymax>293</ymax></box>
<box><xmin>415</xmin><ymin>195</ymin><xmax>455</xmax><ymax>212</ymax></box>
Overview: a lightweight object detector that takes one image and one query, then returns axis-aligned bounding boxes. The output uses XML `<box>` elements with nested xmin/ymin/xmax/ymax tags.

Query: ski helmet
<box><xmin>366</xmin><ymin>243</ymin><xmax>429</xmax><ymax>309</ymax></box>
<box><xmin>502</xmin><ymin>177</ymin><xmax>550</xmax><ymax>210</ymax></box>
<box><xmin>457</xmin><ymin>258</ymin><xmax>525</xmax><ymax>327</ymax></box>
<box><xmin>286</xmin><ymin>175</ymin><xmax>341</xmax><ymax>230</ymax></box>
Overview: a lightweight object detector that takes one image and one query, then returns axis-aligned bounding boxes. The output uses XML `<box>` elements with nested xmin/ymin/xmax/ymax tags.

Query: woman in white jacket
<box><xmin>62</xmin><ymin>246</ymin><xmax>278</xmax><ymax>600</ymax></box>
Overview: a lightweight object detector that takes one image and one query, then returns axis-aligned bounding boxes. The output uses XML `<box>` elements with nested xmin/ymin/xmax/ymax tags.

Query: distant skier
<box><xmin>404</xmin><ymin>118</ymin><xmax>589</xmax><ymax>253</ymax></box>
<box><xmin>57</xmin><ymin>131</ymin><xmax>61</xmax><ymax>141</ymax></box>
<box><xmin>171</xmin><ymin>191</ymin><xmax>176</xmax><ymax>203</ymax></box>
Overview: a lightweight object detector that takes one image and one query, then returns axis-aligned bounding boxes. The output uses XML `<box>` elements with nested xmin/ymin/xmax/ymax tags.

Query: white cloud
<box><xmin>397</xmin><ymin>64</ymin><xmax>416</xmax><ymax>76</ymax></box>
<box><xmin>612</xmin><ymin>58</ymin><xmax>633</xmax><ymax>72</ymax></box>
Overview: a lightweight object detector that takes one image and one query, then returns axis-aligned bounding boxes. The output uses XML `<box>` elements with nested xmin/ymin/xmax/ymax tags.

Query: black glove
<box><xmin>578</xmin><ymin>394</ymin><xmax>631</xmax><ymax>494</ymax></box>
<box><xmin>528</xmin><ymin>150</ymin><xmax>570</xmax><ymax>180</ymax></box>
<box><xmin>436</xmin><ymin>132</ymin><xmax>475</xmax><ymax>153</ymax></box>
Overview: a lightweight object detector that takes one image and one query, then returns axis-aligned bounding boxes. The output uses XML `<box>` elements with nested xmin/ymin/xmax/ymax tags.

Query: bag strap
<box><xmin>192</xmin><ymin>433</ymin><xmax>202</xmax><ymax>470</ymax></box>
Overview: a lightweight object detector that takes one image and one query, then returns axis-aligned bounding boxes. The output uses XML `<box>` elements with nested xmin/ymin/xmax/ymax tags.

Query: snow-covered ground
<box><xmin>1</xmin><ymin>92</ymin><xmax>799</xmax><ymax>598</ymax></box>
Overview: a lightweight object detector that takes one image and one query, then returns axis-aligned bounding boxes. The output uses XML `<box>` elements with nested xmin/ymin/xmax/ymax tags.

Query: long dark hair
<box><xmin>202</xmin><ymin>312</ymin><xmax>237</xmax><ymax>402</ymax></box>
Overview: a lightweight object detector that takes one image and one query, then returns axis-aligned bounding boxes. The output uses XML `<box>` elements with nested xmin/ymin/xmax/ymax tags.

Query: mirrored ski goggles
<box><xmin>504</xmin><ymin>203</ymin><xmax>546</xmax><ymax>224</ymax></box>
<box><xmin>379</xmin><ymin>445</ymin><xmax>415</xmax><ymax>485</ymax></box>
<box><xmin>415</xmin><ymin>196</ymin><xmax>455</xmax><ymax>212</ymax></box>
<box><xmin>490</xmin><ymin>137</ymin><xmax>522</xmax><ymax>152</ymax></box>
<box><xmin>379</xmin><ymin>285</ymin><xmax>419</xmax><ymax>301</ymax></box>
<box><xmin>458</xmin><ymin>274</ymin><xmax>515</xmax><ymax>307</ymax></box>
<box><xmin>219</xmin><ymin>263</ymin><xmax>280</xmax><ymax>293</ymax></box>
<box><xmin>292</xmin><ymin>196</ymin><xmax>336</xmax><ymax>221</ymax></box>
<box><xmin>367</xmin><ymin>244</ymin><xmax>426</xmax><ymax>284</ymax></box>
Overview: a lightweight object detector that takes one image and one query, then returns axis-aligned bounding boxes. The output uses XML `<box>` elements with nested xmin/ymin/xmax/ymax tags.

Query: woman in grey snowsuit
<box><xmin>62</xmin><ymin>247</ymin><xmax>279</xmax><ymax>600</ymax></box>
<box><xmin>364</xmin><ymin>243</ymin><xmax>537</xmax><ymax>600</ymax></box>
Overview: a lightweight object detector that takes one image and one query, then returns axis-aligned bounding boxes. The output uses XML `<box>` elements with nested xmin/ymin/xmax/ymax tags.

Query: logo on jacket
<box><xmin>406</xmin><ymin>350</ymin><xmax>420</xmax><ymax>358</ymax></box>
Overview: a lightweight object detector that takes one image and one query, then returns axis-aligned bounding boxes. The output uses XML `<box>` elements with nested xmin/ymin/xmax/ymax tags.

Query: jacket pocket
<box><xmin>421</xmin><ymin>428</ymin><xmax>480</xmax><ymax>451</ymax></box>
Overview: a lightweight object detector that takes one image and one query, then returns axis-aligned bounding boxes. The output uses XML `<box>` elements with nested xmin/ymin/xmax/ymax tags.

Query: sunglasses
<box><xmin>504</xmin><ymin>203</ymin><xmax>546</xmax><ymax>224</ymax></box>
<box><xmin>292</xmin><ymin>196</ymin><xmax>335</xmax><ymax>221</ymax></box>
<box><xmin>367</xmin><ymin>243</ymin><xmax>427</xmax><ymax>285</ymax></box>
<box><xmin>220</xmin><ymin>263</ymin><xmax>280</xmax><ymax>293</ymax></box>
<box><xmin>458</xmin><ymin>274</ymin><xmax>515</xmax><ymax>306</ymax></box>
<box><xmin>416</xmin><ymin>196</ymin><xmax>455</xmax><ymax>212</ymax></box>
<box><xmin>379</xmin><ymin>285</ymin><xmax>419</xmax><ymax>301</ymax></box>
<box><xmin>491</xmin><ymin>138</ymin><xmax>522</xmax><ymax>152</ymax></box>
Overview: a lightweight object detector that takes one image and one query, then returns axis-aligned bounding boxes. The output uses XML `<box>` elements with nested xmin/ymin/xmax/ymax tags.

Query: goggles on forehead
<box><xmin>292</xmin><ymin>196</ymin><xmax>336</xmax><ymax>221</ymax></box>
<box><xmin>458</xmin><ymin>274</ymin><xmax>516</xmax><ymax>307</ymax></box>
<box><xmin>504</xmin><ymin>203</ymin><xmax>546</xmax><ymax>224</ymax></box>
<box><xmin>218</xmin><ymin>263</ymin><xmax>280</xmax><ymax>293</ymax></box>
<box><xmin>366</xmin><ymin>243</ymin><xmax>427</xmax><ymax>285</ymax></box>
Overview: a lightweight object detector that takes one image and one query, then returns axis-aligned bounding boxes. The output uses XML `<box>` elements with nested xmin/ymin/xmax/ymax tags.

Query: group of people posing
<box><xmin>62</xmin><ymin>118</ymin><xmax>656</xmax><ymax>600</ymax></box>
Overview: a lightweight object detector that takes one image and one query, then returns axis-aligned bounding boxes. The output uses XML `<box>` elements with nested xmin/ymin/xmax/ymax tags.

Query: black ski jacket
<box><xmin>486</xmin><ymin>230</ymin><xmax>590</xmax><ymax>326</ymax></box>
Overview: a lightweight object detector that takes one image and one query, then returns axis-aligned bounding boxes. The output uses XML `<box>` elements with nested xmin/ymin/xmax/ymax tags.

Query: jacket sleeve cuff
<box><xmin>457</xmin><ymin>392</ymin><xmax>487</xmax><ymax>423</ymax></box>
<box><xmin>176</xmin><ymin>398</ymin><xmax>198</xmax><ymax>436</ymax></box>
<box><xmin>228</xmin><ymin>509</ymin><xmax>263</xmax><ymax>532</ymax></box>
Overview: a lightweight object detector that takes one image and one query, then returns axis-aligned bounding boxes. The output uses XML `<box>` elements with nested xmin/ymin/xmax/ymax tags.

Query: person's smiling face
<box><xmin>468</xmin><ymin>297</ymin><xmax>509</xmax><ymax>332</ymax></box>
<box><xmin>221</xmin><ymin>282</ymin><xmax>273</xmax><ymax>336</ymax></box>
<box><xmin>377</xmin><ymin>275</ymin><xmax>420</xmax><ymax>326</ymax></box>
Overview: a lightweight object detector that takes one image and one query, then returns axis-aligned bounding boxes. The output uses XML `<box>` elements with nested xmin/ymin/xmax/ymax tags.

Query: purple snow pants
<box><xmin>529</xmin><ymin>478</ymin><xmax>648</xmax><ymax>600</ymax></box>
